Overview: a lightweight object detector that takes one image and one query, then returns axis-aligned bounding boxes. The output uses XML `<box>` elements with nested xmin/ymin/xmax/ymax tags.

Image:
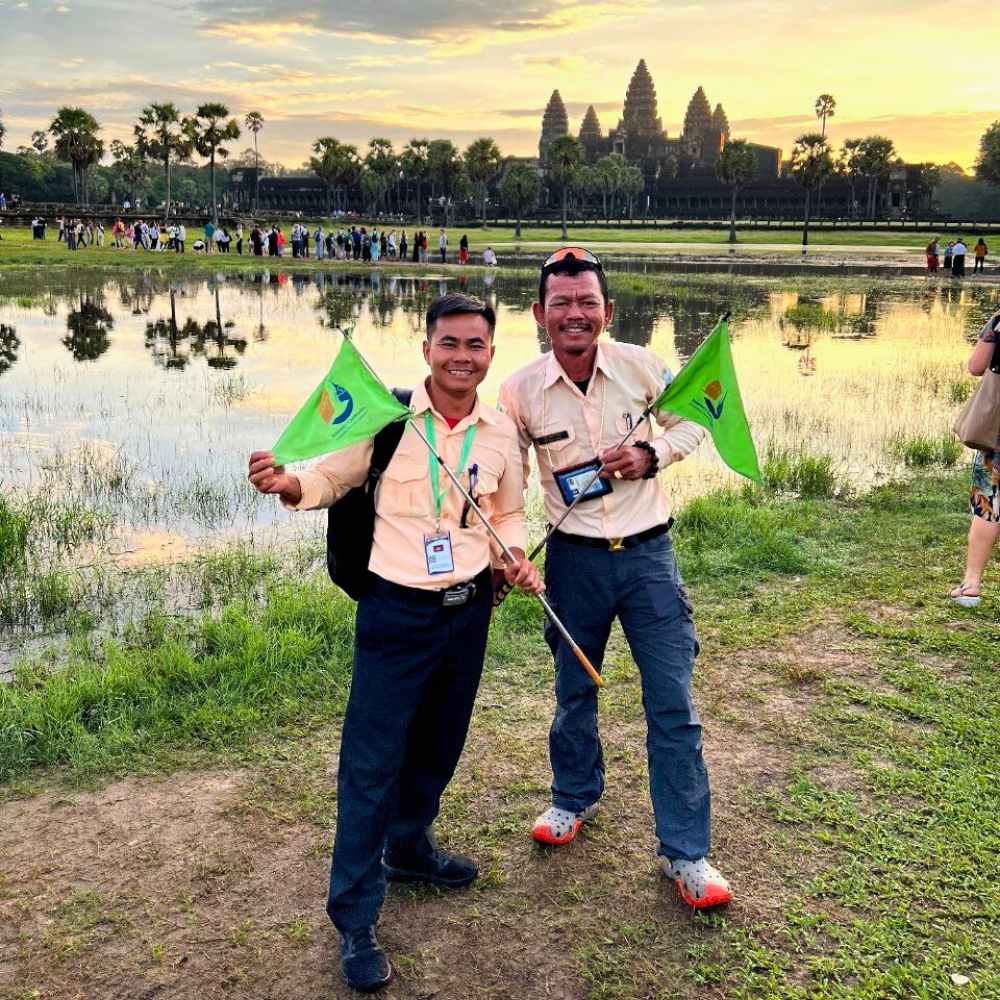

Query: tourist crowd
<box><xmin>40</xmin><ymin>216</ymin><xmax>500</xmax><ymax>266</ymax></box>
<box><xmin>925</xmin><ymin>237</ymin><xmax>989</xmax><ymax>277</ymax></box>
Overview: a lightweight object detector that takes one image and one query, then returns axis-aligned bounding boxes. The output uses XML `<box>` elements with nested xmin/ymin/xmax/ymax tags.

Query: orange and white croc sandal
<box><xmin>531</xmin><ymin>804</ymin><xmax>599</xmax><ymax>846</ymax></box>
<box><xmin>661</xmin><ymin>857</ymin><xmax>733</xmax><ymax>909</ymax></box>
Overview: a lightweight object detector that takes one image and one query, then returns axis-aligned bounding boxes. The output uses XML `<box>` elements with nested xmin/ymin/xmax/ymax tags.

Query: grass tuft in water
<box><xmin>762</xmin><ymin>446</ymin><xmax>840</xmax><ymax>498</ymax></box>
<box><xmin>887</xmin><ymin>432</ymin><xmax>963</xmax><ymax>468</ymax></box>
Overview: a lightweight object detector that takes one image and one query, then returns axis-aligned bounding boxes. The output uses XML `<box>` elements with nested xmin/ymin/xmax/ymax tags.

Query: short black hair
<box><xmin>538</xmin><ymin>255</ymin><xmax>609</xmax><ymax>306</ymax></box>
<box><xmin>425</xmin><ymin>292</ymin><xmax>496</xmax><ymax>339</ymax></box>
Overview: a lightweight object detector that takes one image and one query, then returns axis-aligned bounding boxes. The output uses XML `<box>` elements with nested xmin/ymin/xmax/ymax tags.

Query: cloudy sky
<box><xmin>0</xmin><ymin>0</ymin><xmax>996</xmax><ymax>169</ymax></box>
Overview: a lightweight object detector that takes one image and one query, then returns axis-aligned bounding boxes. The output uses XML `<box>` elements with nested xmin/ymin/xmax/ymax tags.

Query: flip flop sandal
<box><xmin>950</xmin><ymin>583</ymin><xmax>982</xmax><ymax>607</ymax></box>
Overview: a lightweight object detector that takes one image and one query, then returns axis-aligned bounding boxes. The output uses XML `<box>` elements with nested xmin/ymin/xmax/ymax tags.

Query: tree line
<box><xmin>0</xmin><ymin>102</ymin><xmax>998</xmax><ymax>232</ymax></box>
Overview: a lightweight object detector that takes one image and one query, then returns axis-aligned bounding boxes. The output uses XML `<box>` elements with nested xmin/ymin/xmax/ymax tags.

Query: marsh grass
<box><xmin>0</xmin><ymin>581</ymin><xmax>358</xmax><ymax>781</ymax></box>
<box><xmin>888</xmin><ymin>432</ymin><xmax>963</xmax><ymax>468</ymax></box>
<box><xmin>761</xmin><ymin>446</ymin><xmax>841</xmax><ymax>498</ymax></box>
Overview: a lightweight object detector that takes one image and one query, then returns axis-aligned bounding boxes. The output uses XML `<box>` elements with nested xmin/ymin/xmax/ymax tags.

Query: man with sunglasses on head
<box><xmin>498</xmin><ymin>248</ymin><xmax>732</xmax><ymax>910</ymax></box>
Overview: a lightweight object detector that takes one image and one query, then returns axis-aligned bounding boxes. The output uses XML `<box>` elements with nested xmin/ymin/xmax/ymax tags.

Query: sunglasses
<box><xmin>542</xmin><ymin>247</ymin><xmax>603</xmax><ymax>270</ymax></box>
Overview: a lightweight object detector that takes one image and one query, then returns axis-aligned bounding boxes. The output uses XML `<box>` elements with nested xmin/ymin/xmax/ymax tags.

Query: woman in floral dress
<box><xmin>952</xmin><ymin>311</ymin><xmax>1000</xmax><ymax>606</ymax></box>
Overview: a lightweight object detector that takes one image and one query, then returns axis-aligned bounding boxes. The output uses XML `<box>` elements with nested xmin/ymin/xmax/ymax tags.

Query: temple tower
<box><xmin>682</xmin><ymin>86</ymin><xmax>713</xmax><ymax>142</ymax></box>
<box><xmin>539</xmin><ymin>89</ymin><xmax>569</xmax><ymax>161</ymax></box>
<box><xmin>578</xmin><ymin>105</ymin><xmax>604</xmax><ymax>162</ymax></box>
<box><xmin>622</xmin><ymin>59</ymin><xmax>662</xmax><ymax>136</ymax></box>
<box><xmin>711</xmin><ymin>103</ymin><xmax>730</xmax><ymax>141</ymax></box>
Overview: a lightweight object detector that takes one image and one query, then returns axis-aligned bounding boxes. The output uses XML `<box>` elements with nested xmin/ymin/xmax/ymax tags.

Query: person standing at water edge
<box><xmin>926</xmin><ymin>238</ymin><xmax>939</xmax><ymax>275</ymax></box>
<box><xmin>247</xmin><ymin>293</ymin><xmax>543</xmax><ymax>993</ymax></box>
<box><xmin>974</xmin><ymin>238</ymin><xmax>988</xmax><ymax>274</ymax></box>
<box><xmin>952</xmin><ymin>238</ymin><xmax>967</xmax><ymax>279</ymax></box>
<box><xmin>951</xmin><ymin>310</ymin><xmax>1000</xmax><ymax>607</ymax></box>
<box><xmin>438</xmin><ymin>228</ymin><xmax>448</xmax><ymax>263</ymax></box>
<box><xmin>498</xmin><ymin>247</ymin><xmax>733</xmax><ymax>910</ymax></box>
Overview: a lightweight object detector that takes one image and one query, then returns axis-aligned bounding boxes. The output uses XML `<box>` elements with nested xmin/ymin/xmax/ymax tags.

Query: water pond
<box><xmin>1</xmin><ymin>265</ymin><xmax>997</xmax><ymax>565</ymax></box>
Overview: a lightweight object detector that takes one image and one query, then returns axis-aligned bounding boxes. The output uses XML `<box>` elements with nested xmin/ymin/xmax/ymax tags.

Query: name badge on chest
<box><xmin>424</xmin><ymin>531</ymin><xmax>455</xmax><ymax>575</ymax></box>
<box><xmin>553</xmin><ymin>458</ymin><xmax>614</xmax><ymax>507</ymax></box>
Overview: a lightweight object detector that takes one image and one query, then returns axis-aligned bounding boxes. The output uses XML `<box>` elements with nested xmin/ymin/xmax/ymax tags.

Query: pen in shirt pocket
<box><xmin>461</xmin><ymin>463</ymin><xmax>478</xmax><ymax>529</ymax></box>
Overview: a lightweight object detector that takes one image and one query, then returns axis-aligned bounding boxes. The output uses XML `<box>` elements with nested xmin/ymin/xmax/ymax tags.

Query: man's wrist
<box><xmin>634</xmin><ymin>441</ymin><xmax>659</xmax><ymax>479</ymax></box>
<box><xmin>279</xmin><ymin>475</ymin><xmax>303</xmax><ymax>505</ymax></box>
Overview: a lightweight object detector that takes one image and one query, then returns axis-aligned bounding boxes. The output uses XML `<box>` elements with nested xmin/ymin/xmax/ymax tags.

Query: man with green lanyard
<box><xmin>248</xmin><ymin>292</ymin><xmax>542</xmax><ymax>993</ymax></box>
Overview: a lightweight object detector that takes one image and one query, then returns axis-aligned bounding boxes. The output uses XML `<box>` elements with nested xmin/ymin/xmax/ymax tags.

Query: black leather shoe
<box><xmin>383</xmin><ymin>831</ymin><xmax>478</xmax><ymax>888</ymax></box>
<box><xmin>339</xmin><ymin>925</ymin><xmax>392</xmax><ymax>993</ymax></box>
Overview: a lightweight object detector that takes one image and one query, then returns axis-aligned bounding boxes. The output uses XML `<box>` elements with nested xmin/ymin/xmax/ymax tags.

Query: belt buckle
<box><xmin>442</xmin><ymin>582</ymin><xmax>475</xmax><ymax>607</ymax></box>
<box><xmin>608</xmin><ymin>537</ymin><xmax>625</xmax><ymax>552</ymax></box>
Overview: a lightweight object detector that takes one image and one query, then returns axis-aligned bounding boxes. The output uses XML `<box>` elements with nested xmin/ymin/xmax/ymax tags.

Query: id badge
<box><xmin>553</xmin><ymin>458</ymin><xmax>614</xmax><ymax>507</ymax></box>
<box><xmin>424</xmin><ymin>532</ymin><xmax>455</xmax><ymax>575</ymax></box>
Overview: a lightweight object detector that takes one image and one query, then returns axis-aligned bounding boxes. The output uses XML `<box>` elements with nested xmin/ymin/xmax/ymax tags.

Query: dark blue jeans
<box><xmin>543</xmin><ymin>532</ymin><xmax>710</xmax><ymax>861</ymax></box>
<box><xmin>326</xmin><ymin>572</ymin><xmax>492</xmax><ymax>932</ymax></box>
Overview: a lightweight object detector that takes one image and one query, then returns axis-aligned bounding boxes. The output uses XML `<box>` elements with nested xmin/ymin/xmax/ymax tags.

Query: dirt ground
<box><xmin>0</xmin><ymin>630</ymin><xmax>880</xmax><ymax>1000</ymax></box>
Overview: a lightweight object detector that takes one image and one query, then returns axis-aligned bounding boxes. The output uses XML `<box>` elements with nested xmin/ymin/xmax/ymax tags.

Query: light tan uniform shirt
<box><xmin>285</xmin><ymin>381</ymin><xmax>527</xmax><ymax>591</ymax></box>
<box><xmin>498</xmin><ymin>340</ymin><xmax>705</xmax><ymax>539</ymax></box>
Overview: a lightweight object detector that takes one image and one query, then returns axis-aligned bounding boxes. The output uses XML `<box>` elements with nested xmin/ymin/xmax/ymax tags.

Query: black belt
<box><xmin>371</xmin><ymin>567</ymin><xmax>491</xmax><ymax>607</ymax></box>
<box><xmin>551</xmin><ymin>520</ymin><xmax>672</xmax><ymax>552</ymax></box>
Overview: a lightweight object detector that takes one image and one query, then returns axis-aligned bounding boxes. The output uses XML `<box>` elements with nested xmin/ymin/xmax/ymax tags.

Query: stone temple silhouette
<box><xmin>539</xmin><ymin>59</ymin><xmax>782</xmax><ymax>183</ymax></box>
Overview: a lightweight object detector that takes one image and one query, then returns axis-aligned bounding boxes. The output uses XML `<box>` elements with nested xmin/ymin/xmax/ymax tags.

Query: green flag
<box><xmin>272</xmin><ymin>336</ymin><xmax>411</xmax><ymax>465</ymax></box>
<box><xmin>653</xmin><ymin>319</ymin><xmax>762</xmax><ymax>483</ymax></box>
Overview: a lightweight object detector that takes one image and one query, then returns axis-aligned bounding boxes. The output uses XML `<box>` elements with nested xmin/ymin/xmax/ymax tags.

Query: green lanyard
<box><xmin>424</xmin><ymin>410</ymin><xmax>477</xmax><ymax>527</ymax></box>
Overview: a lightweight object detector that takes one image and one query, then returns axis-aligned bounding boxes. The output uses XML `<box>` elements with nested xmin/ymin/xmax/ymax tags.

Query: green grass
<box><xmin>0</xmin><ymin>220</ymin><xmax>949</xmax><ymax>274</ymax></box>
<box><xmin>888</xmin><ymin>432</ymin><xmax>964</xmax><ymax>468</ymax></box>
<box><xmin>761</xmin><ymin>445</ymin><xmax>841</xmax><ymax>498</ymax></box>
<box><xmin>3</xmin><ymin>470</ymin><xmax>1000</xmax><ymax>997</ymax></box>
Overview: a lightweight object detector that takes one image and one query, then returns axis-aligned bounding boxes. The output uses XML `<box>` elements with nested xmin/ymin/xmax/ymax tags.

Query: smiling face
<box><xmin>532</xmin><ymin>270</ymin><xmax>615</xmax><ymax>362</ymax></box>
<box><xmin>423</xmin><ymin>312</ymin><xmax>495</xmax><ymax>396</ymax></box>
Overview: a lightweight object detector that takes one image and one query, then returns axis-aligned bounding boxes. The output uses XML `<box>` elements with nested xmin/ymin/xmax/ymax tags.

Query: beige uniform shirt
<box><xmin>498</xmin><ymin>340</ymin><xmax>705</xmax><ymax>539</ymax></box>
<box><xmin>286</xmin><ymin>381</ymin><xmax>527</xmax><ymax>590</ymax></box>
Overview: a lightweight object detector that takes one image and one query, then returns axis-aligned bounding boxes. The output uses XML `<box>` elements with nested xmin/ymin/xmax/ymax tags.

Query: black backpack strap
<box><xmin>369</xmin><ymin>388</ymin><xmax>413</xmax><ymax>481</ymax></box>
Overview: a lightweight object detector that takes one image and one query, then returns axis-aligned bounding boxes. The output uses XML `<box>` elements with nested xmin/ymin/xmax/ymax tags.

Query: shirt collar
<box><xmin>411</xmin><ymin>379</ymin><xmax>496</xmax><ymax>428</ymax></box>
<box><xmin>544</xmin><ymin>342</ymin><xmax>618</xmax><ymax>390</ymax></box>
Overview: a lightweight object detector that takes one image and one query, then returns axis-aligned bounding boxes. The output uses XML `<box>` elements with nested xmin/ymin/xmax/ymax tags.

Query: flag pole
<box><xmin>408</xmin><ymin>419</ymin><xmax>603</xmax><ymax>689</ymax></box>
<box><xmin>343</xmin><ymin>329</ymin><xmax>603</xmax><ymax>688</ymax></box>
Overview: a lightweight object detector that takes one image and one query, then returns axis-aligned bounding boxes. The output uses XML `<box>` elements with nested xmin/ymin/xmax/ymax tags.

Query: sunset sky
<box><xmin>0</xmin><ymin>0</ymin><xmax>996</xmax><ymax>170</ymax></box>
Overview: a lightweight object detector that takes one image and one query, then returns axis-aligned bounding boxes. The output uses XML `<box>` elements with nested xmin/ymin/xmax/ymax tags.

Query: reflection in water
<box><xmin>0</xmin><ymin>324</ymin><xmax>19</xmax><ymax>377</ymax></box>
<box><xmin>144</xmin><ymin>287</ymin><xmax>248</xmax><ymax>369</ymax></box>
<box><xmin>64</xmin><ymin>294</ymin><xmax>114</xmax><ymax>361</ymax></box>
<box><xmin>3</xmin><ymin>267</ymin><xmax>1000</xmax><ymax>554</ymax></box>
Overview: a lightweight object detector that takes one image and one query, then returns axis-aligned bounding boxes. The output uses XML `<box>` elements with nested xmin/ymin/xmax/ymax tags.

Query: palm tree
<box><xmin>814</xmin><ymin>94</ymin><xmax>836</xmax><ymax>137</ymax></box>
<box><xmin>0</xmin><ymin>109</ymin><xmax>5</xmax><ymax>150</ymax></box>
<box><xmin>49</xmin><ymin>107</ymin><xmax>103</xmax><ymax>206</ymax></box>
<box><xmin>463</xmin><ymin>138</ymin><xmax>502</xmax><ymax>226</ymax></box>
<box><xmin>498</xmin><ymin>162</ymin><xmax>541</xmax><ymax>238</ymax></box>
<box><xmin>427</xmin><ymin>140</ymin><xmax>463</xmax><ymax>226</ymax></box>
<box><xmin>185</xmin><ymin>103</ymin><xmax>241</xmax><ymax>226</ymax></box>
<box><xmin>546</xmin><ymin>135</ymin><xmax>583</xmax><ymax>239</ymax></box>
<box><xmin>310</xmin><ymin>137</ymin><xmax>359</xmax><ymax>214</ymax></box>
<box><xmin>364</xmin><ymin>137</ymin><xmax>397</xmax><ymax>214</ymax></box>
<box><xmin>595</xmin><ymin>154</ymin><xmax>624</xmax><ymax>222</ymax></box>
<box><xmin>109</xmin><ymin>139</ymin><xmax>147</xmax><ymax>207</ymax></box>
<box><xmin>244</xmin><ymin>111</ymin><xmax>264</xmax><ymax>213</ymax></box>
<box><xmin>857</xmin><ymin>135</ymin><xmax>897</xmax><ymax>220</ymax></box>
<box><xmin>838</xmin><ymin>138</ymin><xmax>865</xmax><ymax>219</ymax></box>
<box><xmin>620</xmin><ymin>165</ymin><xmax>645</xmax><ymax>221</ymax></box>
<box><xmin>135</xmin><ymin>103</ymin><xmax>192</xmax><ymax>223</ymax></box>
<box><xmin>716</xmin><ymin>139</ymin><xmax>757</xmax><ymax>243</ymax></box>
<box><xmin>789</xmin><ymin>133</ymin><xmax>834</xmax><ymax>253</ymax></box>
<box><xmin>401</xmin><ymin>138</ymin><xmax>430</xmax><ymax>223</ymax></box>
<box><xmin>30</xmin><ymin>130</ymin><xmax>49</xmax><ymax>155</ymax></box>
